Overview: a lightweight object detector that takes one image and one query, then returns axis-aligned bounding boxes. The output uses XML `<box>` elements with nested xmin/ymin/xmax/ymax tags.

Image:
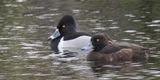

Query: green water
<box><xmin>0</xmin><ymin>0</ymin><xmax>160</xmax><ymax>80</ymax></box>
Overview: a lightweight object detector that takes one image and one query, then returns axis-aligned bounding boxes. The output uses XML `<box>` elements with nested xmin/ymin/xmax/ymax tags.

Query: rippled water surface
<box><xmin>0</xmin><ymin>0</ymin><xmax>160</xmax><ymax>80</ymax></box>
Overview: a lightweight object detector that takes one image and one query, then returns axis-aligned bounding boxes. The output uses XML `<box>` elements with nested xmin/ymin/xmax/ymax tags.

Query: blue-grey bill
<box><xmin>48</xmin><ymin>29</ymin><xmax>60</xmax><ymax>40</ymax></box>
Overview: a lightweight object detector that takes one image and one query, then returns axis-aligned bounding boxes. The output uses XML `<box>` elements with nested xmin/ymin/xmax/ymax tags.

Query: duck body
<box><xmin>87</xmin><ymin>42</ymin><xmax>134</xmax><ymax>63</ymax></box>
<box><xmin>87</xmin><ymin>48</ymin><xmax>133</xmax><ymax>64</ymax></box>
<box><xmin>82</xmin><ymin>33</ymin><xmax>150</xmax><ymax>64</ymax></box>
<box><xmin>48</xmin><ymin>15</ymin><xmax>91</xmax><ymax>52</ymax></box>
<box><xmin>58</xmin><ymin>32</ymin><xmax>91</xmax><ymax>52</ymax></box>
<box><xmin>112</xmin><ymin>41</ymin><xmax>149</xmax><ymax>61</ymax></box>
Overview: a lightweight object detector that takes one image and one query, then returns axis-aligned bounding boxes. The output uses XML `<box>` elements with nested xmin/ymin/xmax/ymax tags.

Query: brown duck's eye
<box><xmin>96</xmin><ymin>39</ymin><xmax>100</xmax><ymax>42</ymax></box>
<box><xmin>62</xmin><ymin>25</ymin><xmax>65</xmax><ymax>28</ymax></box>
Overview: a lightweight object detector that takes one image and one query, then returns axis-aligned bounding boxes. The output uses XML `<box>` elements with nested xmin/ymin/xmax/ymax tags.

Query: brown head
<box><xmin>91</xmin><ymin>33</ymin><xmax>112</xmax><ymax>51</ymax></box>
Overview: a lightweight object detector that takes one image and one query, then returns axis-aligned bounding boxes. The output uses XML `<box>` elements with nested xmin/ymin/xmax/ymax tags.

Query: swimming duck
<box><xmin>48</xmin><ymin>15</ymin><xmax>91</xmax><ymax>52</ymax></box>
<box><xmin>82</xmin><ymin>33</ymin><xmax>149</xmax><ymax>64</ymax></box>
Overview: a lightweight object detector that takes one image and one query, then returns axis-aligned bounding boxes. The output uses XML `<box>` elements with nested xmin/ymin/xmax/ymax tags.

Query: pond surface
<box><xmin>0</xmin><ymin>0</ymin><xmax>160</xmax><ymax>80</ymax></box>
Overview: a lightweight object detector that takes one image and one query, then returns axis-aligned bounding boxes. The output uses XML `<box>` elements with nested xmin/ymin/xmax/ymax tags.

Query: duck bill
<box><xmin>81</xmin><ymin>42</ymin><xmax>93</xmax><ymax>51</ymax></box>
<box><xmin>48</xmin><ymin>29</ymin><xmax>60</xmax><ymax>40</ymax></box>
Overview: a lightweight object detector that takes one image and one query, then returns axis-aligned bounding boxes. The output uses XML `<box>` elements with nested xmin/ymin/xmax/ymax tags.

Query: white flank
<box><xmin>58</xmin><ymin>36</ymin><xmax>91</xmax><ymax>52</ymax></box>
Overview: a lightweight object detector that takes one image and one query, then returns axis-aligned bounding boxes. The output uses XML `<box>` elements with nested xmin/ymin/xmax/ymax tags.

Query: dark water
<box><xmin>0</xmin><ymin>0</ymin><xmax>160</xmax><ymax>80</ymax></box>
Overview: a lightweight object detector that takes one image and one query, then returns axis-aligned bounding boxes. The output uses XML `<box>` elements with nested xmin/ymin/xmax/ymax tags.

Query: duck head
<box><xmin>82</xmin><ymin>33</ymin><xmax>112</xmax><ymax>51</ymax></box>
<box><xmin>48</xmin><ymin>15</ymin><xmax>76</xmax><ymax>40</ymax></box>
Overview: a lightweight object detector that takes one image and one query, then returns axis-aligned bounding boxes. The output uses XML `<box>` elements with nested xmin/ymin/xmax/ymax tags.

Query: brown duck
<box><xmin>82</xmin><ymin>33</ymin><xmax>150</xmax><ymax>64</ymax></box>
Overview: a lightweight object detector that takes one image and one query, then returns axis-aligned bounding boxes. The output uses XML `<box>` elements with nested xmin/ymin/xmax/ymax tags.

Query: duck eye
<box><xmin>96</xmin><ymin>39</ymin><xmax>100</xmax><ymax>42</ymax></box>
<box><xmin>62</xmin><ymin>25</ymin><xmax>65</xmax><ymax>28</ymax></box>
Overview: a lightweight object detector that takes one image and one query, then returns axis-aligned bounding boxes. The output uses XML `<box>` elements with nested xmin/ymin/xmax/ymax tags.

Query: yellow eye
<box><xmin>62</xmin><ymin>25</ymin><xmax>65</xmax><ymax>28</ymax></box>
<box><xmin>96</xmin><ymin>39</ymin><xmax>100</xmax><ymax>42</ymax></box>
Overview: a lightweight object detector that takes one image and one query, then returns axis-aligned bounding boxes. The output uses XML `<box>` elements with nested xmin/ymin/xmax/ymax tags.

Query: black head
<box><xmin>91</xmin><ymin>34</ymin><xmax>110</xmax><ymax>51</ymax></box>
<box><xmin>57</xmin><ymin>15</ymin><xmax>76</xmax><ymax>36</ymax></box>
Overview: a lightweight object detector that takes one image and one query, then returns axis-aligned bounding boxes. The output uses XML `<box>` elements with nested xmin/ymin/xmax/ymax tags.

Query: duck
<box><xmin>48</xmin><ymin>15</ymin><xmax>91</xmax><ymax>53</ymax></box>
<box><xmin>82</xmin><ymin>33</ymin><xmax>150</xmax><ymax>64</ymax></box>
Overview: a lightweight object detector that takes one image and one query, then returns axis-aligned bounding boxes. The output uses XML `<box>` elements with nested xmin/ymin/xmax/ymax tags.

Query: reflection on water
<box><xmin>0</xmin><ymin>0</ymin><xmax>160</xmax><ymax>80</ymax></box>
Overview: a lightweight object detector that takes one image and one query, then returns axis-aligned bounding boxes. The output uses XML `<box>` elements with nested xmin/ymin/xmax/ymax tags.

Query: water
<box><xmin>0</xmin><ymin>0</ymin><xmax>160</xmax><ymax>80</ymax></box>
